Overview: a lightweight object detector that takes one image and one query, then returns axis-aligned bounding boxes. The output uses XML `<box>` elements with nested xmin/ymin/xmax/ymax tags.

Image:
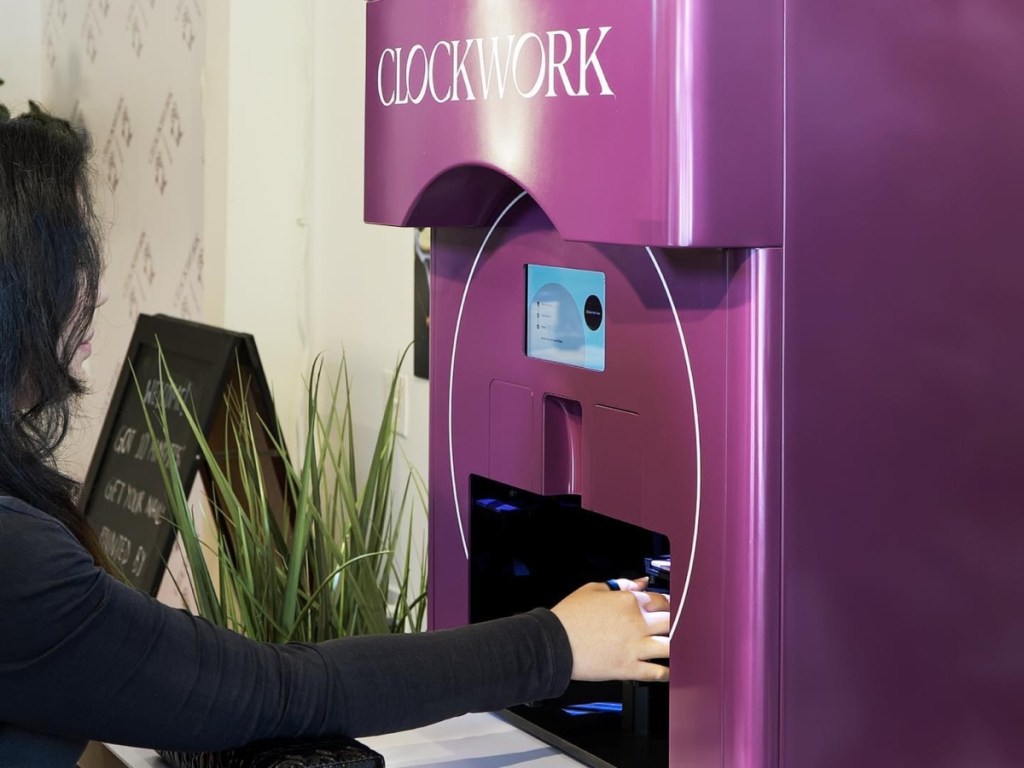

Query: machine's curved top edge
<box><xmin>363</xmin><ymin>0</ymin><xmax>783</xmax><ymax>247</ymax></box>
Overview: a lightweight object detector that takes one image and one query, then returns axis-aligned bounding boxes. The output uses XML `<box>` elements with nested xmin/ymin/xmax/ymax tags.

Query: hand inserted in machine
<box><xmin>551</xmin><ymin>577</ymin><xmax>670</xmax><ymax>683</ymax></box>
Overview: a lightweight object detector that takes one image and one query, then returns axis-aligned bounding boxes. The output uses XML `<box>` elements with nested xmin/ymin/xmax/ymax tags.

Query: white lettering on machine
<box><xmin>377</xmin><ymin>26</ymin><xmax>614</xmax><ymax>106</ymax></box>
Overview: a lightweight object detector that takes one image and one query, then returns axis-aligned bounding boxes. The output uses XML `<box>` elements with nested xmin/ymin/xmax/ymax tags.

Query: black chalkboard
<box><xmin>79</xmin><ymin>314</ymin><xmax>279</xmax><ymax>595</ymax></box>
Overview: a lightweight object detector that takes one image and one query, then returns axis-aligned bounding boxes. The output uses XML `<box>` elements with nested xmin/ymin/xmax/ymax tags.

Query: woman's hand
<box><xmin>550</xmin><ymin>578</ymin><xmax>670</xmax><ymax>683</ymax></box>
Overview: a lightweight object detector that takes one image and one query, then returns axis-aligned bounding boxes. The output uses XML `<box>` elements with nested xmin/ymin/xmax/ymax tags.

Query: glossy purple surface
<box><xmin>364</xmin><ymin>0</ymin><xmax>782</xmax><ymax>247</ymax></box>
<box><xmin>427</xmin><ymin>202</ymin><xmax>781</xmax><ymax>766</ymax></box>
<box><xmin>782</xmin><ymin>2</ymin><xmax>1024</xmax><ymax>765</ymax></box>
<box><xmin>365</xmin><ymin>0</ymin><xmax>1024</xmax><ymax>765</ymax></box>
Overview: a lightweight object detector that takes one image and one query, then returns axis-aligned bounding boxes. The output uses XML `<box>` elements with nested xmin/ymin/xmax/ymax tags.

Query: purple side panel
<box><xmin>589</xmin><ymin>406</ymin><xmax>642</xmax><ymax>528</ymax></box>
<box><xmin>488</xmin><ymin>380</ymin><xmax>537</xmax><ymax>492</ymax></box>
<box><xmin>783</xmin><ymin>2</ymin><xmax>1024</xmax><ymax>766</ymax></box>
<box><xmin>724</xmin><ymin>250</ymin><xmax>783</xmax><ymax>768</ymax></box>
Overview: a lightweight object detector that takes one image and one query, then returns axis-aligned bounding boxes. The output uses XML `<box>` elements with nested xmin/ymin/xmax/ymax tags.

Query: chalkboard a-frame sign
<box><xmin>79</xmin><ymin>314</ymin><xmax>280</xmax><ymax>595</ymax></box>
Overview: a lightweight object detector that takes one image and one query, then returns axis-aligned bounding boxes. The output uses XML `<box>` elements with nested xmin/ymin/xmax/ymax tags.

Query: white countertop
<box><xmin>100</xmin><ymin>712</ymin><xmax>586</xmax><ymax>767</ymax></box>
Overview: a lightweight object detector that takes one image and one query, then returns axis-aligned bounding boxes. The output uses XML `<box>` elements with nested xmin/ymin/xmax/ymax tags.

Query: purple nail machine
<box><xmin>364</xmin><ymin>1</ymin><xmax>1024</xmax><ymax>766</ymax></box>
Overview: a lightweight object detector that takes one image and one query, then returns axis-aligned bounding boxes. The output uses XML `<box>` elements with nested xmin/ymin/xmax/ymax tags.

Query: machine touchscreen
<box><xmin>525</xmin><ymin>264</ymin><xmax>606</xmax><ymax>372</ymax></box>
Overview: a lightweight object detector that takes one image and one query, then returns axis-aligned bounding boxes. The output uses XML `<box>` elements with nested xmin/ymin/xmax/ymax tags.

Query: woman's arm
<box><xmin>0</xmin><ymin>502</ymin><xmax>570</xmax><ymax>751</ymax></box>
<box><xmin>0</xmin><ymin>499</ymin><xmax>669</xmax><ymax>752</ymax></box>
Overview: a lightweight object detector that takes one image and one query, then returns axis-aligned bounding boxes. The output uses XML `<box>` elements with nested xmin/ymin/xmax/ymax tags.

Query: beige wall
<box><xmin>206</xmin><ymin>0</ymin><xmax>429</xmax><ymax>571</ymax></box>
<box><xmin>0</xmin><ymin>0</ymin><xmax>43</xmax><ymax>112</ymax></box>
<box><xmin>204</xmin><ymin>2</ymin><xmax>316</xmax><ymax>447</ymax></box>
<box><xmin>309</xmin><ymin>0</ymin><xmax>430</xmax><ymax>553</ymax></box>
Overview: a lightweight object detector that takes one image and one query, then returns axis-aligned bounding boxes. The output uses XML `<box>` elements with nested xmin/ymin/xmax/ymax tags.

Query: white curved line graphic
<box><xmin>448</xmin><ymin>191</ymin><xmax>530</xmax><ymax>559</ymax></box>
<box><xmin>445</xmin><ymin>206</ymin><xmax>701</xmax><ymax>645</ymax></box>
<box><xmin>645</xmin><ymin>247</ymin><xmax>702</xmax><ymax>643</ymax></box>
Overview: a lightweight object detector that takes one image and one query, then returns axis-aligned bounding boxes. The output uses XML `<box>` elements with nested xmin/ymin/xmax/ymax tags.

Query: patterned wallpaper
<box><xmin>40</xmin><ymin>0</ymin><xmax>206</xmax><ymax>483</ymax></box>
<box><xmin>37</xmin><ymin>0</ymin><xmax>208</xmax><ymax>608</ymax></box>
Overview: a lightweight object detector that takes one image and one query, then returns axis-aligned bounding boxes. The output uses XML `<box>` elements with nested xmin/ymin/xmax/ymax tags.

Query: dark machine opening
<box><xmin>470</xmin><ymin>474</ymin><xmax>670</xmax><ymax>768</ymax></box>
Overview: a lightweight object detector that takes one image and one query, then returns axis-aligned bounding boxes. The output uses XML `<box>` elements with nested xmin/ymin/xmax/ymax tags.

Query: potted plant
<box><xmin>142</xmin><ymin>347</ymin><xmax>426</xmax><ymax>766</ymax></box>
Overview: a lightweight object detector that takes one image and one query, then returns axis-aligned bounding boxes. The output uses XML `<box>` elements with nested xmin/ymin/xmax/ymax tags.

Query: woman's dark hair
<box><xmin>0</xmin><ymin>101</ymin><xmax>111</xmax><ymax>572</ymax></box>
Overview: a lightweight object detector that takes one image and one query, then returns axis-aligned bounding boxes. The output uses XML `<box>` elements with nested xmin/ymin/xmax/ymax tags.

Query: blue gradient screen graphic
<box><xmin>526</xmin><ymin>265</ymin><xmax>606</xmax><ymax>372</ymax></box>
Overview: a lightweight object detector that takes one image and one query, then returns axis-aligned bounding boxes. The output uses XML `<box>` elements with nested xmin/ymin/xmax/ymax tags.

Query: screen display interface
<box><xmin>526</xmin><ymin>265</ymin><xmax>606</xmax><ymax>372</ymax></box>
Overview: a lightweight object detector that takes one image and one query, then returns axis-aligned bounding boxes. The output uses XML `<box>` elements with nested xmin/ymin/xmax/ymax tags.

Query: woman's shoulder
<box><xmin>0</xmin><ymin>496</ymin><xmax>106</xmax><ymax>664</ymax></box>
<box><xmin>0</xmin><ymin>494</ymin><xmax>63</xmax><ymax>521</ymax></box>
<box><xmin>0</xmin><ymin>496</ymin><xmax>87</xmax><ymax>580</ymax></box>
<box><xmin>0</xmin><ymin>495</ymin><xmax>74</xmax><ymax>542</ymax></box>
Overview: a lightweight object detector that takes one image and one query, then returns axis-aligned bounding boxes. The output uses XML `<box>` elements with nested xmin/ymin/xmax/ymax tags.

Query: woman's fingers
<box><xmin>642</xmin><ymin>609</ymin><xmax>671</xmax><ymax>635</ymax></box>
<box><xmin>634</xmin><ymin>660</ymin><xmax>671</xmax><ymax>683</ymax></box>
<box><xmin>551</xmin><ymin>581</ymin><xmax>671</xmax><ymax>682</ymax></box>
<box><xmin>608</xmin><ymin>578</ymin><xmax>670</xmax><ymax>613</ymax></box>
<box><xmin>641</xmin><ymin>634</ymin><xmax>670</xmax><ymax>660</ymax></box>
<box><xmin>606</xmin><ymin>577</ymin><xmax>646</xmax><ymax>592</ymax></box>
<box><xmin>632</xmin><ymin>590</ymin><xmax>670</xmax><ymax>613</ymax></box>
<box><xmin>631</xmin><ymin>638</ymin><xmax>670</xmax><ymax>682</ymax></box>
<box><xmin>606</xmin><ymin>578</ymin><xmax>670</xmax><ymax>615</ymax></box>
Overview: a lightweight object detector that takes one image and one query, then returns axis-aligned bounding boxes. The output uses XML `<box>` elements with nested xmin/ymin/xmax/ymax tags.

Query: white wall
<box><xmin>206</xmin><ymin>0</ymin><xmax>429</xmax><ymax>574</ymax></box>
<box><xmin>0</xmin><ymin>0</ymin><xmax>42</xmax><ymax>113</ymax></box>
<box><xmin>204</xmin><ymin>2</ymin><xmax>317</xmax><ymax>448</ymax></box>
<box><xmin>309</xmin><ymin>0</ymin><xmax>430</xmax><ymax>555</ymax></box>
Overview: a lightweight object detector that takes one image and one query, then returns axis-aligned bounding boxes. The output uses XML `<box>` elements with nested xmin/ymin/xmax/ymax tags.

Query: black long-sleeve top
<box><xmin>0</xmin><ymin>496</ymin><xmax>573</xmax><ymax>767</ymax></box>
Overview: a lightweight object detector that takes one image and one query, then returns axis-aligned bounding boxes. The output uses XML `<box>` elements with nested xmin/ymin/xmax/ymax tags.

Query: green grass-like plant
<box><xmin>139</xmin><ymin>347</ymin><xmax>427</xmax><ymax>643</ymax></box>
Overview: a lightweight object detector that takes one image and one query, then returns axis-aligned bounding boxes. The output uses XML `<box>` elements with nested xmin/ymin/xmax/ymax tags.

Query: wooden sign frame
<box><xmin>79</xmin><ymin>314</ymin><xmax>282</xmax><ymax>595</ymax></box>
